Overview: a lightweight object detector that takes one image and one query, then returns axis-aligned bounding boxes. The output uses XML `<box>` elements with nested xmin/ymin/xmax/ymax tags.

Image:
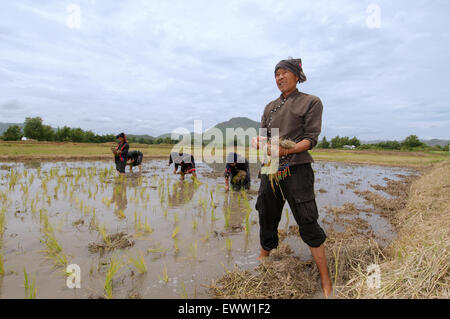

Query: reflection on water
<box><xmin>0</xmin><ymin>159</ymin><xmax>416</xmax><ymax>299</ymax></box>
<box><xmin>168</xmin><ymin>180</ymin><xmax>197</xmax><ymax>207</ymax></box>
<box><xmin>112</xmin><ymin>179</ymin><xmax>128</xmax><ymax>216</ymax></box>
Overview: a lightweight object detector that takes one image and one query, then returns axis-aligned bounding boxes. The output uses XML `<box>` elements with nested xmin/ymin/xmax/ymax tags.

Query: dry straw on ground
<box><xmin>209</xmin><ymin>162</ymin><xmax>449</xmax><ymax>299</ymax></box>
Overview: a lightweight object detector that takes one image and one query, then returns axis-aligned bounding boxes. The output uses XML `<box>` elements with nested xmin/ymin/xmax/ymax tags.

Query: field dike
<box><xmin>209</xmin><ymin>162</ymin><xmax>449</xmax><ymax>299</ymax></box>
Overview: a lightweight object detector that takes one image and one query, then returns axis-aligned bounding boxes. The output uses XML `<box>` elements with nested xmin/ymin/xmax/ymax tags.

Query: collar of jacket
<box><xmin>279</xmin><ymin>88</ymin><xmax>301</xmax><ymax>100</ymax></box>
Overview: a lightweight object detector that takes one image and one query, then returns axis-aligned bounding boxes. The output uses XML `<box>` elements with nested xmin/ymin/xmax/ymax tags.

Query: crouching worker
<box><xmin>168</xmin><ymin>149</ymin><xmax>197</xmax><ymax>180</ymax></box>
<box><xmin>252</xmin><ymin>58</ymin><xmax>332</xmax><ymax>298</ymax></box>
<box><xmin>127</xmin><ymin>150</ymin><xmax>143</xmax><ymax>173</ymax></box>
<box><xmin>111</xmin><ymin>132</ymin><xmax>129</xmax><ymax>175</ymax></box>
<box><xmin>224</xmin><ymin>152</ymin><xmax>250</xmax><ymax>192</ymax></box>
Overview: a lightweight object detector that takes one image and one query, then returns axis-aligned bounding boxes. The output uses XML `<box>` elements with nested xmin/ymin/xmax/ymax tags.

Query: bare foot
<box><xmin>257</xmin><ymin>248</ymin><xmax>270</xmax><ymax>261</ymax></box>
<box><xmin>320</xmin><ymin>276</ymin><xmax>333</xmax><ymax>298</ymax></box>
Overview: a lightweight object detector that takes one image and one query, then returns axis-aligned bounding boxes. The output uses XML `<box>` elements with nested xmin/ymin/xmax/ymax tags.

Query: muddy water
<box><xmin>0</xmin><ymin>160</ymin><xmax>415</xmax><ymax>299</ymax></box>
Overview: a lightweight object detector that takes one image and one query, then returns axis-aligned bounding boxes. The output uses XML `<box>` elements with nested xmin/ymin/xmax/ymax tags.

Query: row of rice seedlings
<box><xmin>128</xmin><ymin>251</ymin><xmax>147</xmax><ymax>274</ymax></box>
<box><xmin>23</xmin><ymin>268</ymin><xmax>37</xmax><ymax>299</ymax></box>
<box><xmin>104</xmin><ymin>256</ymin><xmax>122</xmax><ymax>299</ymax></box>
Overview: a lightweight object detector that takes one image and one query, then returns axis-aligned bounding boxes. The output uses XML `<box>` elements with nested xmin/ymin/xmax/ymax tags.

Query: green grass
<box><xmin>0</xmin><ymin>141</ymin><xmax>174</xmax><ymax>159</ymax></box>
<box><xmin>309</xmin><ymin>149</ymin><xmax>449</xmax><ymax>167</ymax></box>
<box><xmin>2</xmin><ymin>141</ymin><xmax>447</xmax><ymax>166</ymax></box>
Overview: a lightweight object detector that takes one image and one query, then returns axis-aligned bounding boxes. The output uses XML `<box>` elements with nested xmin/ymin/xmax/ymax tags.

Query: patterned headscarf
<box><xmin>274</xmin><ymin>58</ymin><xmax>307</xmax><ymax>83</ymax></box>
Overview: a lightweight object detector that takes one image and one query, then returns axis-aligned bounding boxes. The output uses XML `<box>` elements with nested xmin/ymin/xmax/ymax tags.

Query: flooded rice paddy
<box><xmin>0</xmin><ymin>160</ymin><xmax>416</xmax><ymax>298</ymax></box>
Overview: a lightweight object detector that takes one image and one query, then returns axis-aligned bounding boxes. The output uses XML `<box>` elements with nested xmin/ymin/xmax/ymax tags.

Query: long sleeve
<box><xmin>301</xmin><ymin>98</ymin><xmax>323</xmax><ymax>149</ymax></box>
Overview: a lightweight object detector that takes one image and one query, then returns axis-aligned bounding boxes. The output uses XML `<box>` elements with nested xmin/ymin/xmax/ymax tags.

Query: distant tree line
<box><xmin>0</xmin><ymin>117</ymin><xmax>179</xmax><ymax>144</ymax></box>
<box><xmin>317</xmin><ymin>135</ymin><xmax>449</xmax><ymax>152</ymax></box>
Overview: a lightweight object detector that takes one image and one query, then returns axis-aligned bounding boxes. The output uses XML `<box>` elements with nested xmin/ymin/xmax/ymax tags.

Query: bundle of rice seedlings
<box><xmin>261</xmin><ymin>137</ymin><xmax>297</xmax><ymax>199</ymax></box>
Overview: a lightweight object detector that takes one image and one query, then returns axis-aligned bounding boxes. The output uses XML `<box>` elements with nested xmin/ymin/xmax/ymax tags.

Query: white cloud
<box><xmin>0</xmin><ymin>0</ymin><xmax>449</xmax><ymax>139</ymax></box>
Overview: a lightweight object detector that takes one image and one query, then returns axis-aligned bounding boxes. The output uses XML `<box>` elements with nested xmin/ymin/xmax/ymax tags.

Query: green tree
<box><xmin>24</xmin><ymin>117</ymin><xmax>44</xmax><ymax>140</ymax></box>
<box><xmin>349</xmin><ymin>136</ymin><xmax>361</xmax><ymax>147</ymax></box>
<box><xmin>55</xmin><ymin>126</ymin><xmax>72</xmax><ymax>142</ymax></box>
<box><xmin>318</xmin><ymin>136</ymin><xmax>330</xmax><ymax>148</ymax></box>
<box><xmin>443</xmin><ymin>143</ymin><xmax>449</xmax><ymax>152</ymax></box>
<box><xmin>70</xmin><ymin>128</ymin><xmax>86</xmax><ymax>142</ymax></box>
<box><xmin>401</xmin><ymin>135</ymin><xmax>424</xmax><ymax>149</ymax></box>
<box><xmin>41</xmin><ymin>125</ymin><xmax>55</xmax><ymax>141</ymax></box>
<box><xmin>2</xmin><ymin>125</ymin><xmax>23</xmax><ymax>141</ymax></box>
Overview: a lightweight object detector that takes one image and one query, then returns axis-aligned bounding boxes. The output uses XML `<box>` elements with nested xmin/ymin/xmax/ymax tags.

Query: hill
<box><xmin>0</xmin><ymin>122</ymin><xmax>24</xmax><ymax>135</ymax></box>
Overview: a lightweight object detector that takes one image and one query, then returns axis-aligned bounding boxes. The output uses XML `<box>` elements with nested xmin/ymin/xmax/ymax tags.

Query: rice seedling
<box><xmin>147</xmin><ymin>247</ymin><xmax>168</xmax><ymax>254</ymax></box>
<box><xmin>201</xmin><ymin>232</ymin><xmax>210</xmax><ymax>242</ymax></box>
<box><xmin>225</xmin><ymin>238</ymin><xmax>233</xmax><ymax>252</ymax></box>
<box><xmin>20</xmin><ymin>183</ymin><xmax>29</xmax><ymax>197</ymax></box>
<box><xmin>210</xmin><ymin>190</ymin><xmax>216</xmax><ymax>209</ymax></box>
<box><xmin>211</xmin><ymin>208</ymin><xmax>218</xmax><ymax>222</ymax></box>
<box><xmin>173</xmin><ymin>212</ymin><xmax>179</xmax><ymax>225</ymax></box>
<box><xmin>128</xmin><ymin>251</ymin><xmax>147</xmax><ymax>274</ymax></box>
<box><xmin>192</xmin><ymin>219</ymin><xmax>198</xmax><ymax>231</ymax></box>
<box><xmin>104</xmin><ymin>256</ymin><xmax>122</xmax><ymax>299</ymax></box>
<box><xmin>134</xmin><ymin>212</ymin><xmax>152</xmax><ymax>234</ymax></box>
<box><xmin>117</xmin><ymin>209</ymin><xmax>126</xmax><ymax>219</ymax></box>
<box><xmin>8</xmin><ymin>169</ymin><xmax>20</xmax><ymax>190</ymax></box>
<box><xmin>180</xmin><ymin>281</ymin><xmax>188</xmax><ymax>299</ymax></box>
<box><xmin>188</xmin><ymin>240</ymin><xmax>198</xmax><ymax>259</ymax></box>
<box><xmin>159</xmin><ymin>264</ymin><xmax>169</xmax><ymax>284</ymax></box>
<box><xmin>224</xmin><ymin>207</ymin><xmax>231</xmax><ymax>228</ymax></box>
<box><xmin>29</xmin><ymin>173</ymin><xmax>35</xmax><ymax>185</ymax></box>
<box><xmin>244</xmin><ymin>210</ymin><xmax>251</xmax><ymax>235</ymax></box>
<box><xmin>143</xmin><ymin>217</ymin><xmax>153</xmax><ymax>234</ymax></box>
<box><xmin>172</xmin><ymin>226</ymin><xmax>180</xmax><ymax>239</ymax></box>
<box><xmin>172</xmin><ymin>238</ymin><xmax>180</xmax><ymax>254</ymax></box>
<box><xmin>23</xmin><ymin>268</ymin><xmax>37</xmax><ymax>299</ymax></box>
<box><xmin>41</xmin><ymin>229</ymin><xmax>68</xmax><ymax>268</ymax></box>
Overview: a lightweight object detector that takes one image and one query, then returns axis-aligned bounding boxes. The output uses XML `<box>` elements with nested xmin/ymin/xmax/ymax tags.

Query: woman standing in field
<box><xmin>252</xmin><ymin>58</ymin><xmax>332</xmax><ymax>298</ymax></box>
<box><xmin>112</xmin><ymin>132</ymin><xmax>129</xmax><ymax>175</ymax></box>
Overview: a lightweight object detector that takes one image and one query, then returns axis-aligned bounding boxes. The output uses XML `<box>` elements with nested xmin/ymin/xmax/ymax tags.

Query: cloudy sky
<box><xmin>0</xmin><ymin>0</ymin><xmax>449</xmax><ymax>140</ymax></box>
